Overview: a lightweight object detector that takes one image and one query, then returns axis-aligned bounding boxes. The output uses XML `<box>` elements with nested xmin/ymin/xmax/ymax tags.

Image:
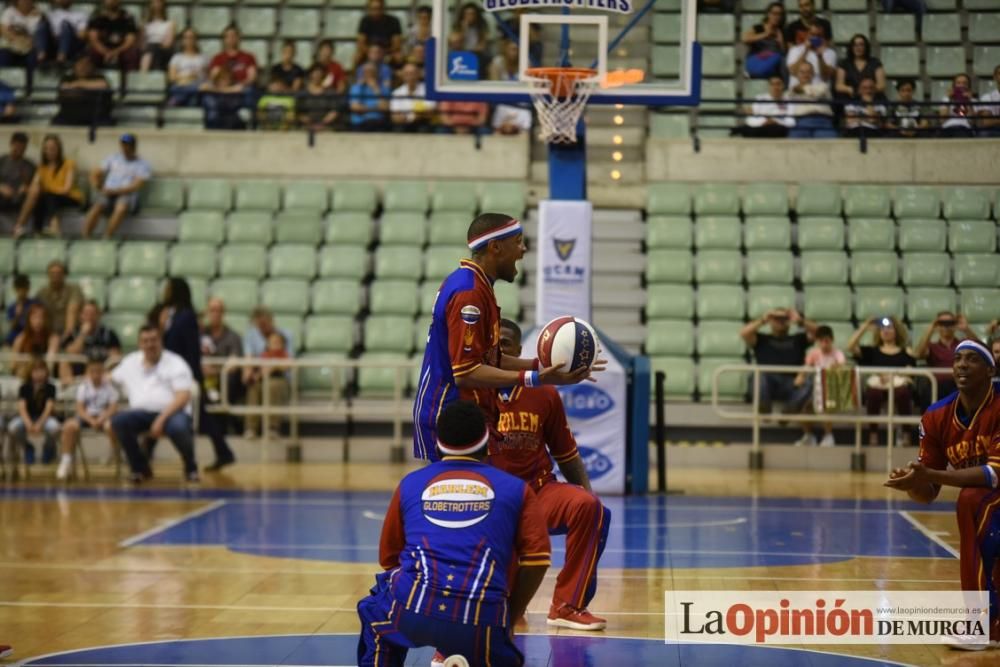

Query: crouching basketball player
<box><xmin>358</xmin><ymin>401</ymin><xmax>551</xmax><ymax>666</ymax></box>
<box><xmin>885</xmin><ymin>340</ymin><xmax>1000</xmax><ymax>650</ymax></box>
<box><xmin>490</xmin><ymin>319</ymin><xmax>611</xmax><ymax>631</ymax></box>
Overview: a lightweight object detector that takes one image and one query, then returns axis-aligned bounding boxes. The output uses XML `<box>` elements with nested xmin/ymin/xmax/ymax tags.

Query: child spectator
<box><xmin>257</xmin><ymin>78</ymin><xmax>296</xmax><ymax>130</ymax></box>
<box><xmin>243</xmin><ymin>330</ymin><xmax>289</xmax><ymax>438</ymax></box>
<box><xmin>741</xmin><ymin>2</ymin><xmax>786</xmax><ymax>80</ymax></box>
<box><xmin>58</xmin><ymin>354</ymin><xmax>118</xmax><ymax>480</ymax></box>
<box><xmin>4</xmin><ymin>274</ymin><xmax>39</xmax><ymax>346</ymax></box>
<box><xmin>10</xmin><ymin>302</ymin><xmax>59</xmax><ymax>380</ymax></box>
<box><xmin>167</xmin><ymin>28</ymin><xmax>207</xmax><ymax>106</ymax></box>
<box><xmin>887</xmin><ymin>78</ymin><xmax>927</xmax><ymax>137</ymax></box>
<box><xmin>139</xmin><ymin>0</ymin><xmax>175</xmax><ymax>72</ymax></box>
<box><xmin>795</xmin><ymin>325</ymin><xmax>847</xmax><ymax>447</ymax></box>
<box><xmin>7</xmin><ymin>358</ymin><xmax>60</xmax><ymax>470</ymax></box>
<box><xmin>843</xmin><ymin>77</ymin><xmax>887</xmax><ymax>137</ymax></box>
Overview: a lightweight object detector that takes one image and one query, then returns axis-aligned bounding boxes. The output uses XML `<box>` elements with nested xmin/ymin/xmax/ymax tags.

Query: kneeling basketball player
<box><xmin>885</xmin><ymin>340</ymin><xmax>1000</xmax><ymax>649</ymax></box>
<box><xmin>491</xmin><ymin>319</ymin><xmax>611</xmax><ymax>631</ymax></box>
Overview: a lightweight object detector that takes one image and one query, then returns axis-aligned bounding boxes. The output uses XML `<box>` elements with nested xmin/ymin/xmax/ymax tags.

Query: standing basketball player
<box><xmin>492</xmin><ymin>319</ymin><xmax>610</xmax><ymax>630</ymax></box>
<box><xmin>885</xmin><ymin>339</ymin><xmax>1000</xmax><ymax>649</ymax></box>
<box><xmin>412</xmin><ymin>212</ymin><xmax>598</xmax><ymax>461</ymax></box>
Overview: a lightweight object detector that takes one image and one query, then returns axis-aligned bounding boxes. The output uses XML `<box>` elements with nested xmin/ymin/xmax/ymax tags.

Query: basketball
<box><xmin>536</xmin><ymin>316</ymin><xmax>600</xmax><ymax>372</ymax></box>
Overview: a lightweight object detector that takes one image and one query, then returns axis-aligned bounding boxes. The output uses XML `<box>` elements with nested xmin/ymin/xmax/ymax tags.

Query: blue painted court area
<box><xmin>22</xmin><ymin>633</ymin><xmax>907</xmax><ymax>667</ymax></box>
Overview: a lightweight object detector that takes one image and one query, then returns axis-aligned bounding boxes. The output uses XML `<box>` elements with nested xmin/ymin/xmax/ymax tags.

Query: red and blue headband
<box><xmin>467</xmin><ymin>219</ymin><xmax>522</xmax><ymax>252</ymax></box>
<box><xmin>956</xmin><ymin>340</ymin><xmax>996</xmax><ymax>368</ymax></box>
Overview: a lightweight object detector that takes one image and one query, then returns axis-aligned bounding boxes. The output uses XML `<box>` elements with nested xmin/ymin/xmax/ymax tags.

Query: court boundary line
<box><xmin>897</xmin><ymin>510</ymin><xmax>960</xmax><ymax>559</ymax></box>
<box><xmin>118</xmin><ymin>500</ymin><xmax>228</xmax><ymax>548</ymax></box>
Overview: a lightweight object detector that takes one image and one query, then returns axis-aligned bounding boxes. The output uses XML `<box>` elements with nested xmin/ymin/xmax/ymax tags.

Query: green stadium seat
<box><xmin>701</xmin><ymin>46</ymin><xmax>734</xmax><ymax>77</ymax></box>
<box><xmin>125</xmin><ymin>70</ymin><xmax>166</xmax><ymax>104</ymax></box>
<box><xmin>796</xmin><ymin>184</ymin><xmax>842</xmax><ymax>217</ymax></box>
<box><xmin>966</xmin><ymin>0</ymin><xmax>999</xmax><ymax>8</ymax></box>
<box><xmin>68</xmin><ymin>241</ymin><xmax>117</xmax><ymax>278</ymax></box>
<box><xmin>652</xmin><ymin>13</ymin><xmax>681</xmax><ymax>43</ymax></box>
<box><xmin>178</xmin><ymin>211</ymin><xmax>225</xmax><ymax>244</ymax></box>
<box><xmin>854</xmin><ymin>287</ymin><xmax>904</xmax><ymax>320</ymax></box>
<box><xmin>923</xmin><ymin>14</ymin><xmax>961</xmax><ymax>45</ymax></box>
<box><xmin>376</xmin><ymin>247</ymin><xmax>423</xmax><ymax>280</ymax></box>
<box><xmin>303</xmin><ymin>315</ymin><xmax>355</xmax><ymax>354</ymax></box>
<box><xmin>218</xmin><ymin>244</ymin><xmax>268</xmax><ymax>278</ymax></box>
<box><xmin>925</xmin><ymin>0</ymin><xmax>957</xmax><ymax>8</ymax></box>
<box><xmin>191</xmin><ymin>6</ymin><xmax>231</xmax><ymax>35</ymax></box>
<box><xmin>274</xmin><ymin>212</ymin><xmax>324</xmax><ymax>245</ymax></box>
<box><xmin>695</xmin><ymin>250</ymin><xmax>742</xmax><ymax>284</ymax></box>
<box><xmin>897</xmin><ymin>219</ymin><xmax>947</xmax><ymax>252</ymax></box>
<box><xmin>480</xmin><ymin>182</ymin><xmax>525</xmax><ymax>214</ymax></box>
<box><xmin>431</xmin><ymin>182</ymin><xmax>478</xmax><ymax>214</ymax></box>
<box><xmin>357</xmin><ymin>353</ymin><xmax>413</xmax><ymax>397</ymax></box>
<box><xmin>428</xmin><ymin>212</ymin><xmax>472</xmax><ymax>245</ymax></box>
<box><xmin>209</xmin><ymin>278</ymin><xmax>259</xmax><ymax>315</ymax></box>
<box><xmin>645</xmin><ymin>319</ymin><xmax>694</xmax><ymax>356</ymax></box>
<box><xmin>169</xmin><ymin>243</ymin><xmax>216</xmax><ymax>279</ymax></box>
<box><xmin>493</xmin><ymin>281</ymin><xmax>520</xmax><ymax>318</ymax></box>
<box><xmin>647</xmin><ymin>183</ymin><xmax>690</xmax><ymax>216</ymax></box>
<box><xmin>796</xmin><ymin>217</ymin><xmax>845</xmax><ymax>250</ymax></box>
<box><xmin>311</xmin><ymin>279</ymin><xmax>362</xmax><ymax>315</ymax></box>
<box><xmin>745</xmin><ymin>251</ymin><xmax>794</xmax><ymax>284</ymax></box>
<box><xmin>138</xmin><ymin>178</ymin><xmax>184</xmax><ymax>214</ymax></box>
<box><xmin>380</xmin><ymin>212</ymin><xmax>428</xmax><ymax>246</ymax></box>
<box><xmin>325</xmin><ymin>8</ymin><xmax>363</xmax><ymax>39</ymax></box>
<box><xmin>973</xmin><ymin>47</ymin><xmax>1000</xmax><ymax>78</ymax></box>
<box><xmin>798</xmin><ymin>251</ymin><xmax>848</xmax><ymax>285</ymax></box>
<box><xmin>74</xmin><ymin>275</ymin><xmax>107</xmax><ymax>309</ymax></box>
<box><xmin>902</xmin><ymin>253</ymin><xmax>950</xmax><ymax>287</ymax></box>
<box><xmin>383</xmin><ymin>181</ymin><xmax>429</xmax><ymax>212</ymax></box>
<box><xmin>226</xmin><ymin>212</ymin><xmax>273</xmax><ymax>244</ymax></box>
<box><xmin>186</xmin><ymin>179</ymin><xmax>232</xmax><ymax>212</ymax></box>
<box><xmin>953</xmin><ymin>254</ymin><xmax>1000</xmax><ymax>288</ymax></box>
<box><xmin>234</xmin><ymin>180</ymin><xmax>281</xmax><ymax>212</ymax></box>
<box><xmin>894</xmin><ymin>186</ymin><xmax>940</xmax><ymax>219</ymax></box>
<box><xmin>102</xmin><ymin>312</ymin><xmax>144</xmax><ymax>351</ymax></box>
<box><xmin>269</xmin><ymin>244</ymin><xmax>317</xmax><ymax>278</ymax></box>
<box><xmin>697</xmin><ymin>321</ymin><xmax>745</xmax><ymax>357</ymax></box>
<box><xmin>943</xmin><ymin>188</ymin><xmax>992</xmax><ymax>221</ymax></box>
<box><xmin>843</xmin><ymin>185</ymin><xmax>891</xmax><ymax>218</ymax></box>
<box><xmin>694</xmin><ymin>216</ymin><xmax>741</xmax><ymax>249</ymax></box>
<box><xmin>424</xmin><ymin>246</ymin><xmax>466</xmax><ymax>281</ymax></box>
<box><xmin>370</xmin><ymin>280</ymin><xmax>420</xmax><ymax>316</ymax></box>
<box><xmin>235</xmin><ymin>7</ymin><xmax>276</xmax><ymax>37</ymax></box>
<box><xmin>273</xmin><ymin>315</ymin><xmax>303</xmax><ymax>353</ymax></box>
<box><xmin>875</xmin><ymin>14</ymin><xmax>916</xmax><ymax>44</ymax></box>
<box><xmin>414</xmin><ymin>316</ymin><xmax>432</xmax><ymax>353</ymax></box>
<box><xmin>332</xmin><ymin>182</ymin><xmax>377</xmax><ymax>213</ymax></box>
<box><xmin>926</xmin><ymin>47</ymin><xmax>966</xmax><ymax>78</ymax></box>
<box><xmin>949</xmin><ymin>220</ymin><xmax>996</xmax><ymax>254</ymax></box>
<box><xmin>698</xmin><ymin>357</ymin><xmax>748</xmax><ymax>400</ymax></box>
<box><xmin>419</xmin><ymin>282</ymin><xmax>439</xmax><ymax>315</ymax></box>
<box><xmin>747</xmin><ymin>285</ymin><xmax>795</xmax><ymax>319</ymax></box>
<box><xmin>693</xmin><ymin>184</ymin><xmax>740</xmax><ymax>216</ymax></box>
<box><xmin>696</xmin><ymin>285</ymin><xmax>745</xmax><ymax>320</ymax></box>
<box><xmin>117</xmin><ymin>241</ymin><xmax>167</xmax><ymax>277</ymax></box>
<box><xmin>907</xmin><ymin>288</ymin><xmax>957</xmax><ymax>323</ymax></box>
<box><xmin>108</xmin><ymin>276</ymin><xmax>157</xmax><ymax>313</ymax></box>
<box><xmin>326</xmin><ymin>212</ymin><xmax>373</xmax><ymax>246</ymax></box>
<box><xmin>879</xmin><ymin>47</ymin><xmax>920</xmax><ymax>78</ymax></box>
<box><xmin>649</xmin><ymin>113</ymin><xmax>690</xmax><ymax>138</ymax></box>
<box><xmin>280</xmin><ymin>7</ymin><xmax>321</xmax><ymax>38</ymax></box>
<box><xmin>960</xmin><ymin>289</ymin><xmax>1000</xmax><ymax>323</ymax></box>
<box><xmin>364</xmin><ymin>315</ymin><xmax>414</xmax><ymax>354</ymax></box>
<box><xmin>283</xmin><ymin>180</ymin><xmax>329</xmax><ymax>213</ymax></box>
<box><xmin>0</xmin><ymin>239</ymin><xmax>12</xmax><ymax>273</ymax></box>
<box><xmin>649</xmin><ymin>356</ymin><xmax>695</xmax><ymax>398</ymax></box>
<box><xmin>743</xmin><ymin>217</ymin><xmax>790</xmax><ymax>250</ymax></box>
<box><xmin>803</xmin><ymin>286</ymin><xmax>853</xmax><ymax>322</ymax></box>
<box><xmin>651</xmin><ymin>45</ymin><xmax>680</xmax><ymax>78</ymax></box>
<box><xmin>742</xmin><ymin>183</ymin><xmax>788</xmax><ymax>217</ymax></box>
<box><xmin>847</xmin><ymin>218</ymin><xmax>895</xmax><ymax>251</ymax></box>
<box><xmin>646</xmin><ymin>284</ymin><xmax>694</xmax><ymax>319</ymax></box>
<box><xmin>297</xmin><ymin>352</ymin><xmax>350</xmax><ymax>394</ymax></box>
<box><xmin>646</xmin><ymin>216</ymin><xmax>692</xmax><ymax>249</ymax></box>
<box><xmin>17</xmin><ymin>239</ymin><xmax>66</xmax><ymax>274</ymax></box>
<box><xmin>318</xmin><ymin>246</ymin><xmax>367</xmax><ymax>280</ymax></box>
<box><xmin>831</xmin><ymin>14</ymin><xmax>869</xmax><ymax>42</ymax></box>
<box><xmin>645</xmin><ymin>249</ymin><xmax>693</xmax><ymax>284</ymax></box>
<box><xmin>260</xmin><ymin>278</ymin><xmax>310</xmax><ymax>315</ymax></box>
<box><xmin>850</xmin><ymin>252</ymin><xmax>898</xmax><ymax>286</ymax></box>
<box><xmin>700</xmin><ymin>80</ymin><xmax>737</xmax><ymax>112</ymax></box>
<box><xmin>697</xmin><ymin>14</ymin><xmax>734</xmax><ymax>44</ymax></box>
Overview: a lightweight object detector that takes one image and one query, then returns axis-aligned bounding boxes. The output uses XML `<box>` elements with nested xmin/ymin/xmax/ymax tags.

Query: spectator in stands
<box><xmin>7</xmin><ymin>358</ymin><xmax>60</xmax><ymax>469</ymax></box>
<box><xmin>887</xmin><ymin>78</ymin><xmax>928</xmax><ymax>137</ymax></box>
<box><xmin>82</xmin><ymin>133</ymin><xmax>151</xmax><ymax>238</ymax></box>
<box><xmin>847</xmin><ymin>316</ymin><xmax>916</xmax><ymax>447</ymax></box>
<box><xmin>913</xmin><ymin>311</ymin><xmax>977</xmax><ymax>400</ymax></box>
<box><xmin>139</xmin><ymin>0</ymin><xmax>174</xmax><ymax>72</ymax></box>
<box><xmin>208</xmin><ymin>25</ymin><xmax>257</xmax><ymax>98</ymax></box>
<box><xmin>404</xmin><ymin>5</ymin><xmax>432</xmax><ymax>59</ymax></box>
<box><xmin>243</xmin><ymin>330</ymin><xmax>290</xmax><ymax>439</ymax></box>
<box><xmin>355</xmin><ymin>0</ymin><xmax>402</xmax><ymax>68</ymax></box>
<box><xmin>391</xmin><ymin>61</ymin><xmax>434</xmax><ymax>131</ymax></box>
<box><xmin>35</xmin><ymin>259</ymin><xmax>81</xmax><ymax>336</ymax></box>
<box><xmin>794</xmin><ymin>325</ymin><xmax>846</xmax><ymax>447</ymax></box>
<box><xmin>58</xmin><ymin>353</ymin><xmax>118</xmax><ymax>480</ymax></box>
<box><xmin>4</xmin><ymin>274</ymin><xmax>38</xmax><ymax>347</ymax></box>
<box><xmin>787</xmin><ymin>24</ymin><xmax>835</xmax><ymax>85</ymax></box>
<box><xmin>355</xmin><ymin>43</ymin><xmax>394</xmax><ymax>90</ymax></box>
<box><xmin>0</xmin><ymin>79</ymin><xmax>16</xmax><ymax>122</ymax></box>
<box><xmin>297</xmin><ymin>64</ymin><xmax>340</xmax><ymax>131</ymax></box>
<box><xmin>201</xmin><ymin>65</ymin><xmax>247</xmax><ymax>130</ymax></box>
<box><xmin>52</xmin><ymin>54</ymin><xmax>112</xmax><ymax>126</ymax></box>
<box><xmin>489</xmin><ymin>39</ymin><xmax>519</xmax><ymax>82</ymax></box>
<box><xmin>349</xmin><ymin>62</ymin><xmax>390</xmax><ymax>131</ymax></box>
<box><xmin>244</xmin><ymin>306</ymin><xmax>293</xmax><ymax>361</ymax></box>
<box><xmin>938</xmin><ymin>73</ymin><xmax>977</xmax><ymax>138</ymax></box>
<box><xmin>439</xmin><ymin>73</ymin><xmax>489</xmax><ymax>135</ymax></box>
<box><xmin>312</xmin><ymin>39</ymin><xmax>346</xmax><ymax>94</ymax></box>
<box><xmin>741</xmin><ymin>2</ymin><xmax>786</xmax><ymax>80</ymax></box>
<box><xmin>881</xmin><ymin>0</ymin><xmax>926</xmax><ymax>34</ymax></box>
<box><xmin>0</xmin><ymin>0</ymin><xmax>42</xmax><ymax>69</ymax></box>
<box><xmin>499</xmin><ymin>9</ymin><xmax>542</xmax><ymax>65</ymax></box>
<box><xmin>977</xmin><ymin>64</ymin><xmax>1000</xmax><ymax>137</ymax></box>
<box><xmin>12</xmin><ymin>134</ymin><xmax>83</xmax><ymax>239</ymax></box>
<box><xmin>35</xmin><ymin>0</ymin><xmax>89</xmax><ymax>68</ymax></box>
<box><xmin>835</xmin><ymin>35</ymin><xmax>885</xmax><ymax>100</ymax></box>
<box><xmin>110</xmin><ymin>323</ymin><xmax>199</xmax><ymax>484</ymax></box>
<box><xmin>10</xmin><ymin>302</ymin><xmax>58</xmax><ymax>379</ymax></box>
<box><xmin>739</xmin><ymin>307</ymin><xmax>818</xmax><ymax>427</ymax></box>
<box><xmin>784</xmin><ymin>0</ymin><xmax>831</xmax><ymax>46</ymax></box>
<box><xmin>738</xmin><ymin>75</ymin><xmax>793</xmax><ymax>138</ymax></box>
<box><xmin>58</xmin><ymin>299</ymin><xmax>121</xmax><ymax>383</ymax></box>
<box><xmin>166</xmin><ymin>28</ymin><xmax>206</xmax><ymax>106</ymax></box>
<box><xmin>450</xmin><ymin>2</ymin><xmax>488</xmax><ymax>69</ymax></box>
<box><xmin>257</xmin><ymin>80</ymin><xmax>296</xmax><ymax>130</ymax></box>
<box><xmin>0</xmin><ymin>131</ymin><xmax>34</xmax><ymax>215</ymax></box>
<box><xmin>492</xmin><ymin>103</ymin><xmax>531</xmax><ymax>136</ymax></box>
<box><xmin>269</xmin><ymin>39</ymin><xmax>304</xmax><ymax>93</ymax></box>
<box><xmin>86</xmin><ymin>0</ymin><xmax>139</xmax><ymax>71</ymax></box>
<box><xmin>199</xmin><ymin>296</ymin><xmax>243</xmax><ymax>418</ymax></box>
<box><xmin>843</xmin><ymin>77</ymin><xmax>887</xmax><ymax>137</ymax></box>
<box><xmin>787</xmin><ymin>61</ymin><xmax>836</xmax><ymax>138</ymax></box>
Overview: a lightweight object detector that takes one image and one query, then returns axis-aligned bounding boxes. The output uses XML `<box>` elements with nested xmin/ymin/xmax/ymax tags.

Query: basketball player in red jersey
<box><xmin>490</xmin><ymin>319</ymin><xmax>611</xmax><ymax>631</ymax></box>
<box><xmin>885</xmin><ymin>340</ymin><xmax>1000</xmax><ymax>649</ymax></box>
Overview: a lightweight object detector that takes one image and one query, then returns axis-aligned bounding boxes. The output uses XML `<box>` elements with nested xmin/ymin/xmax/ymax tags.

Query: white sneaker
<box><xmin>56</xmin><ymin>457</ymin><xmax>72</xmax><ymax>481</ymax></box>
<box><xmin>819</xmin><ymin>433</ymin><xmax>835</xmax><ymax>447</ymax></box>
<box><xmin>793</xmin><ymin>433</ymin><xmax>817</xmax><ymax>447</ymax></box>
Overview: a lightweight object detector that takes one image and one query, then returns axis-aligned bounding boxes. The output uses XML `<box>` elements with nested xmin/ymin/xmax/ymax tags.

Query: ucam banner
<box><xmin>535</xmin><ymin>199</ymin><xmax>592</xmax><ymax>326</ymax></box>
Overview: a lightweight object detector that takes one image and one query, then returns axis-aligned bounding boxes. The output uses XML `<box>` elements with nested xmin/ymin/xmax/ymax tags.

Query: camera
<box><xmin>880</xmin><ymin>317</ymin><xmax>892</xmax><ymax>327</ymax></box>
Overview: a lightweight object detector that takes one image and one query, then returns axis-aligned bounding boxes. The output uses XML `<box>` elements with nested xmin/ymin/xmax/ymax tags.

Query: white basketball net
<box><xmin>524</xmin><ymin>70</ymin><xmax>600</xmax><ymax>145</ymax></box>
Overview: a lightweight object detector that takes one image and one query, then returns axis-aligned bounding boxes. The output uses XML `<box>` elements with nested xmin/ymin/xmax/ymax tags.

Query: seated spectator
<box><xmin>243</xmin><ymin>330</ymin><xmax>290</xmax><ymax>438</ymax></box>
<box><xmin>847</xmin><ymin>316</ymin><xmax>916</xmax><ymax>447</ymax></box>
<box><xmin>208</xmin><ymin>25</ymin><xmax>257</xmax><ymax>100</ymax></box>
<box><xmin>269</xmin><ymin>39</ymin><xmax>304</xmax><ymax>93</ymax></box>
<box><xmin>355</xmin><ymin>43</ymin><xmax>394</xmax><ymax>90</ymax></box>
<box><xmin>835</xmin><ymin>34</ymin><xmax>885</xmax><ymax>100</ymax></box>
<box><xmin>350</xmin><ymin>62</ymin><xmax>390</xmax><ymax>131</ymax></box>
<box><xmin>58</xmin><ymin>353</ymin><xmax>118</xmax><ymax>481</ymax></box>
<box><xmin>355</xmin><ymin>0</ymin><xmax>402</xmax><ymax>68</ymax></box>
<box><xmin>200</xmin><ymin>297</ymin><xmax>243</xmax><ymax>409</ymax></box>
<box><xmin>86</xmin><ymin>0</ymin><xmax>140</xmax><ymax>71</ymax></box>
<box><xmin>10</xmin><ymin>302</ymin><xmax>58</xmax><ymax>379</ymax></box>
<box><xmin>6</xmin><ymin>358</ymin><xmax>60</xmax><ymax>471</ymax></box>
<box><xmin>492</xmin><ymin>103</ymin><xmax>531</xmax><ymax>136</ymax></box>
<box><xmin>404</xmin><ymin>5</ymin><xmax>432</xmax><ymax>59</ymax></box>
<box><xmin>3</xmin><ymin>274</ymin><xmax>39</xmax><ymax>347</ymax></box>
<box><xmin>439</xmin><ymin>98</ymin><xmax>489</xmax><ymax>135</ymax></box>
<box><xmin>0</xmin><ymin>78</ymin><xmax>16</xmax><ymax>122</ymax></box>
<box><xmin>881</xmin><ymin>0</ymin><xmax>926</xmax><ymax>33</ymax></box>
<box><xmin>256</xmin><ymin>79</ymin><xmax>296</xmax><ymax>130</ymax></box>
<box><xmin>914</xmin><ymin>311</ymin><xmax>977</xmax><ymax>401</ymax></box>
<box><xmin>887</xmin><ymin>78</ymin><xmax>928</xmax><ymax>137</ymax></box>
<box><xmin>0</xmin><ymin>131</ymin><xmax>34</xmax><ymax>215</ymax></box>
<box><xmin>167</xmin><ymin>28</ymin><xmax>206</xmax><ymax>106</ymax></box>
<box><xmin>499</xmin><ymin>9</ymin><xmax>542</xmax><ymax>64</ymax></box>
<box><xmin>297</xmin><ymin>64</ymin><xmax>339</xmax><ymax>131</ymax></box>
<box><xmin>977</xmin><ymin>64</ymin><xmax>1000</xmax><ymax>138</ymax></box>
<box><xmin>843</xmin><ymin>77</ymin><xmax>887</xmax><ymax>137</ymax></box>
<box><xmin>787</xmin><ymin>62</ymin><xmax>836</xmax><ymax>138</ymax></box>
<box><xmin>52</xmin><ymin>54</ymin><xmax>112</xmax><ymax>126</ymax></box>
<box><xmin>82</xmin><ymin>133</ymin><xmax>151</xmax><ymax>238</ymax></box>
<box><xmin>35</xmin><ymin>259</ymin><xmax>82</xmax><ymax>336</ymax></box>
<box><xmin>35</xmin><ymin>0</ymin><xmax>89</xmax><ymax>68</ymax></box>
<box><xmin>450</xmin><ymin>2</ymin><xmax>488</xmax><ymax>71</ymax></box>
<box><xmin>139</xmin><ymin>0</ymin><xmax>175</xmax><ymax>72</ymax></box>
<box><xmin>0</xmin><ymin>0</ymin><xmax>42</xmax><ymax>68</ymax></box>
<box><xmin>244</xmin><ymin>306</ymin><xmax>294</xmax><ymax>360</ymax></box>
<box><xmin>741</xmin><ymin>2</ymin><xmax>786</xmax><ymax>80</ymax></box>
<box><xmin>794</xmin><ymin>324</ymin><xmax>846</xmax><ymax>447</ymax></box>
<box><xmin>784</xmin><ymin>0</ymin><xmax>832</xmax><ymax>47</ymax></box>
<box><xmin>489</xmin><ymin>39</ymin><xmax>519</xmax><ymax>82</ymax></box>
<box><xmin>312</xmin><ymin>39</ymin><xmax>346</xmax><ymax>94</ymax></box>
<box><xmin>110</xmin><ymin>324</ymin><xmax>199</xmax><ymax>484</ymax></box>
<box><xmin>738</xmin><ymin>75</ymin><xmax>793</xmax><ymax>137</ymax></box>
<box><xmin>938</xmin><ymin>73</ymin><xmax>977</xmax><ymax>138</ymax></box>
<box><xmin>58</xmin><ymin>299</ymin><xmax>121</xmax><ymax>383</ymax></box>
<box><xmin>787</xmin><ymin>24</ymin><xmax>835</xmax><ymax>85</ymax></box>
<box><xmin>390</xmin><ymin>61</ymin><xmax>434</xmax><ymax>131</ymax></box>
<box><xmin>13</xmin><ymin>134</ymin><xmax>84</xmax><ymax>239</ymax></box>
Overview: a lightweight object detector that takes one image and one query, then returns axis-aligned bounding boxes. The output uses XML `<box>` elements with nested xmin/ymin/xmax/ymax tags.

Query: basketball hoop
<box><xmin>523</xmin><ymin>66</ymin><xmax>600</xmax><ymax>145</ymax></box>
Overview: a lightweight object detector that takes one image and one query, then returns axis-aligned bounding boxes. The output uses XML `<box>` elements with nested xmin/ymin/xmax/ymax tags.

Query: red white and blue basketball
<box><xmin>536</xmin><ymin>316</ymin><xmax>600</xmax><ymax>372</ymax></box>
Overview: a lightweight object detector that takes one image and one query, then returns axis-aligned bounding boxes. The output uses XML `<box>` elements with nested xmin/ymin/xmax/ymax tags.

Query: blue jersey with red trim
<box><xmin>378</xmin><ymin>457</ymin><xmax>551</xmax><ymax>628</ymax></box>
<box><xmin>412</xmin><ymin>259</ymin><xmax>502</xmax><ymax>461</ymax></box>
<box><xmin>918</xmin><ymin>386</ymin><xmax>1000</xmax><ymax>473</ymax></box>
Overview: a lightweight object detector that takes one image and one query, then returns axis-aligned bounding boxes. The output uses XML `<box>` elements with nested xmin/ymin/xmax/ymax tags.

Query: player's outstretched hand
<box><xmin>884</xmin><ymin>461</ymin><xmax>926</xmax><ymax>490</ymax></box>
<box><xmin>540</xmin><ymin>357</ymin><xmax>608</xmax><ymax>385</ymax></box>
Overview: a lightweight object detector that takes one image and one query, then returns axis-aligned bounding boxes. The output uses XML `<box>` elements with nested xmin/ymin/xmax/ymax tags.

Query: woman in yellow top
<box><xmin>12</xmin><ymin>134</ymin><xmax>83</xmax><ymax>238</ymax></box>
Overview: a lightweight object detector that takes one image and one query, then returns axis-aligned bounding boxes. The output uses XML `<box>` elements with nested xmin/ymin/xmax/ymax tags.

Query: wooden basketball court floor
<box><xmin>0</xmin><ymin>463</ymin><xmax>995</xmax><ymax>667</ymax></box>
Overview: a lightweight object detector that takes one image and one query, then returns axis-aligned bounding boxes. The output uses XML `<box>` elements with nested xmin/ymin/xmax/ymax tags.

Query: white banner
<box><xmin>535</xmin><ymin>199</ymin><xmax>592</xmax><ymax>326</ymax></box>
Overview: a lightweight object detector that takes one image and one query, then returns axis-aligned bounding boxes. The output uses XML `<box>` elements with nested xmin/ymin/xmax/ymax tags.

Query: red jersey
<box><xmin>918</xmin><ymin>386</ymin><xmax>1000</xmax><ymax>473</ymax></box>
<box><xmin>492</xmin><ymin>385</ymin><xmax>579</xmax><ymax>490</ymax></box>
<box><xmin>210</xmin><ymin>50</ymin><xmax>258</xmax><ymax>83</ymax></box>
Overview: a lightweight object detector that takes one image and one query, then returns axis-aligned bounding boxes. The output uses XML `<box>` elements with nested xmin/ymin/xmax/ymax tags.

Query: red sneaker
<box><xmin>0</xmin><ymin>645</ymin><xmax>12</xmax><ymax>659</ymax></box>
<box><xmin>546</xmin><ymin>603</ymin><xmax>607</xmax><ymax>630</ymax></box>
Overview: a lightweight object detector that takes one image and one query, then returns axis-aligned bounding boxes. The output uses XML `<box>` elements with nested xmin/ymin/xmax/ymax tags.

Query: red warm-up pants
<box><xmin>956</xmin><ymin>487</ymin><xmax>1000</xmax><ymax>642</ymax></box>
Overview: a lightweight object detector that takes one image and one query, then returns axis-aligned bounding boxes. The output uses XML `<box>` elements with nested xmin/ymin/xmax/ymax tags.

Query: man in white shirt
<box><xmin>37</xmin><ymin>0</ymin><xmax>89</xmax><ymax>66</ymax></box>
<box><xmin>111</xmin><ymin>324</ymin><xmax>199</xmax><ymax>483</ymax></box>
<box><xmin>741</xmin><ymin>75</ymin><xmax>794</xmax><ymax>137</ymax></box>
<box><xmin>979</xmin><ymin>64</ymin><xmax>1000</xmax><ymax>137</ymax></box>
<box><xmin>390</xmin><ymin>62</ymin><xmax>435</xmax><ymax>131</ymax></box>
<box><xmin>787</xmin><ymin>61</ymin><xmax>836</xmax><ymax>138</ymax></box>
<box><xmin>82</xmin><ymin>132</ymin><xmax>152</xmax><ymax>239</ymax></box>
<box><xmin>787</xmin><ymin>24</ymin><xmax>836</xmax><ymax>85</ymax></box>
